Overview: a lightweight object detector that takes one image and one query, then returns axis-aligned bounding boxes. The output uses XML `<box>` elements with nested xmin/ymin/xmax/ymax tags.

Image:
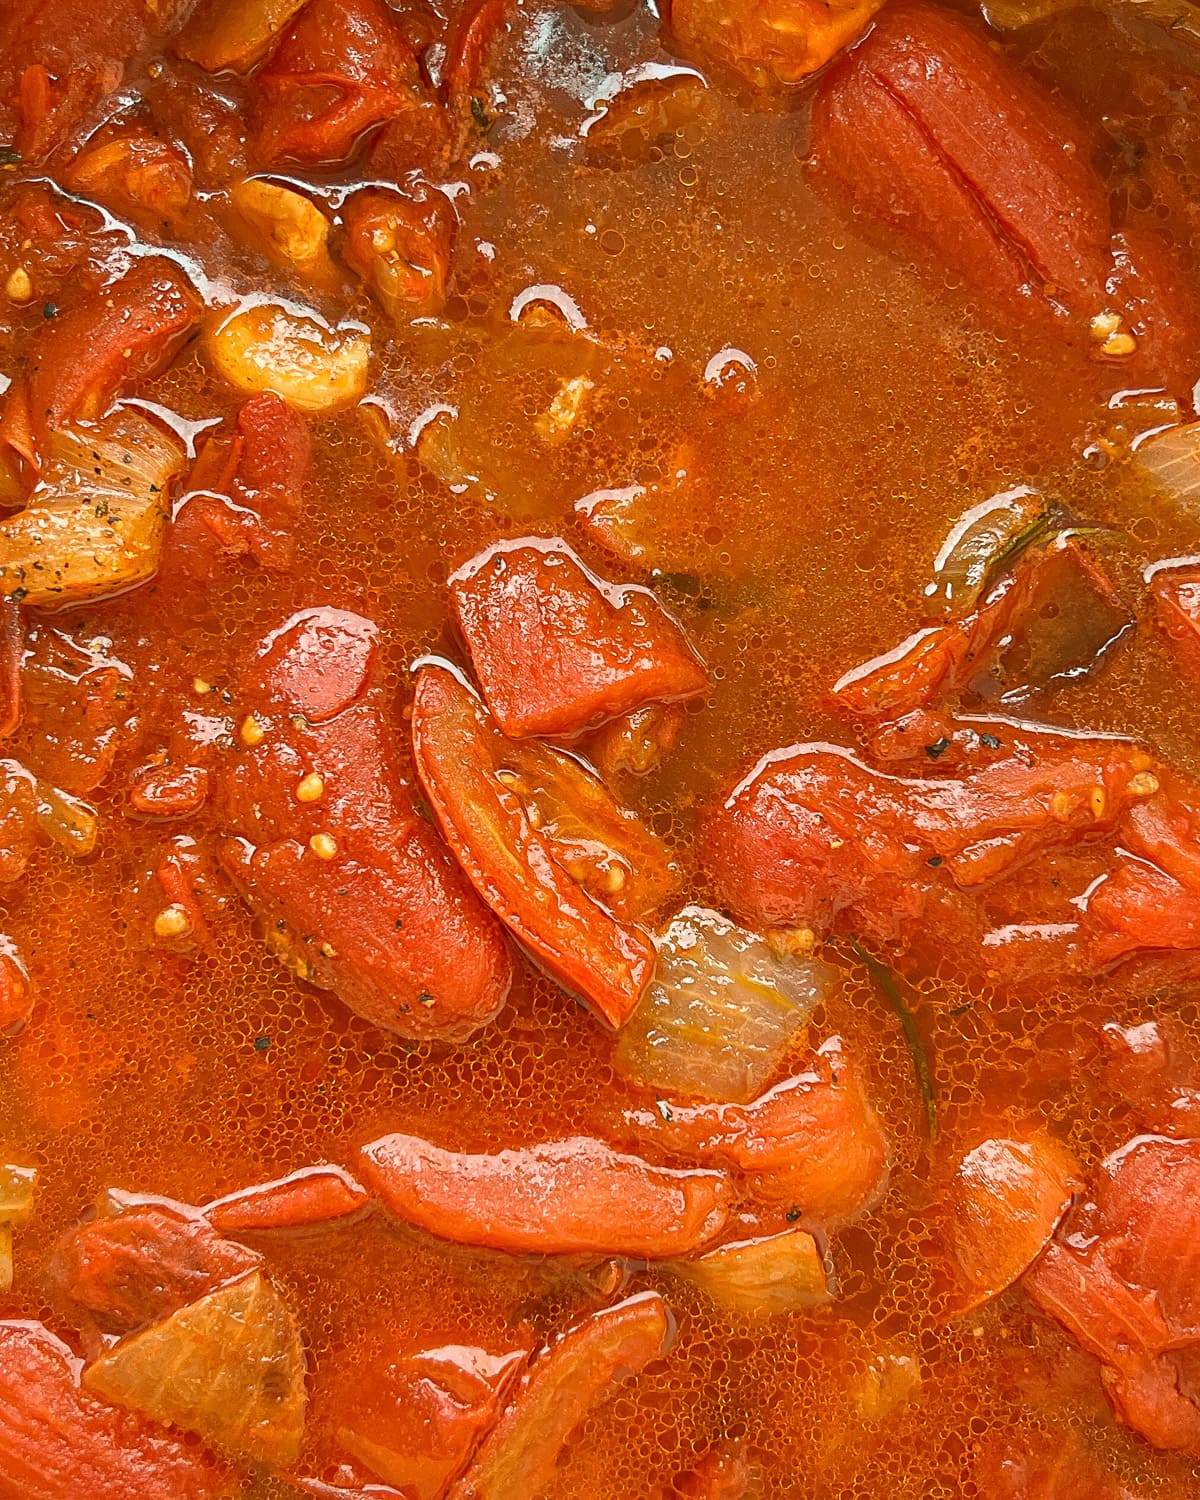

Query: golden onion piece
<box><xmin>205</xmin><ymin>300</ymin><xmax>370</xmax><ymax>415</ymax></box>
<box><xmin>0</xmin><ymin>409</ymin><xmax>184</xmax><ymax>608</ymax></box>
<box><xmin>82</xmin><ymin>1269</ymin><xmax>307</xmax><ymax>1468</ymax></box>
<box><xmin>670</xmin><ymin>1227</ymin><xmax>833</xmax><ymax>1315</ymax></box>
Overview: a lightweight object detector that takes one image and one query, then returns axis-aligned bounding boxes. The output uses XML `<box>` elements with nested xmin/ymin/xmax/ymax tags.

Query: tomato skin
<box><xmin>1150</xmin><ymin>563</ymin><xmax>1200</xmax><ymax>686</ymax></box>
<box><xmin>205</xmin><ymin>1166</ymin><xmax>369</xmax><ymax>1233</ymax></box>
<box><xmin>360</xmin><ymin>1131</ymin><xmax>732</xmax><ymax>1257</ymax></box>
<box><xmin>410</xmin><ymin>663</ymin><xmax>658</xmax><ymax>1028</ymax></box>
<box><xmin>219</xmin><ymin>612</ymin><xmax>513</xmax><ymax>1043</ymax></box>
<box><xmin>252</xmin><ymin>0</ymin><xmax>426</xmax><ymax>165</ymax></box>
<box><xmin>18</xmin><ymin>259</ymin><xmax>201</xmax><ymax>467</ymax></box>
<box><xmin>0</xmin><ymin>1321</ymin><xmax>237</xmax><ymax>1500</ymax></box>
<box><xmin>449</xmin><ymin>537</ymin><xmax>706</xmax><ymax>738</ymax></box>
<box><xmin>810</xmin><ymin>2</ymin><xmax>1199</xmax><ymax>390</ymax></box>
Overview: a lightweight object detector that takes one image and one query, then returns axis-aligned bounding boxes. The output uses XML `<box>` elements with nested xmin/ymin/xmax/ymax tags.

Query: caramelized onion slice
<box><xmin>926</xmin><ymin>485</ymin><xmax>1051</xmax><ymax>616</ymax></box>
<box><xmin>82</xmin><ymin>1270</ymin><xmax>307</xmax><ymax>1468</ymax></box>
<box><xmin>670</xmin><ymin>1227</ymin><xmax>833</xmax><ymax>1315</ymax></box>
<box><xmin>616</xmin><ymin>906</ymin><xmax>829</xmax><ymax>1103</ymax></box>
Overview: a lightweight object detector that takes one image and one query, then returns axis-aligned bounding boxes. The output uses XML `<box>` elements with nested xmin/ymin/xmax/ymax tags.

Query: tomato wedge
<box><xmin>410</xmin><ymin>663</ymin><xmax>662</xmax><ymax>1026</ymax></box>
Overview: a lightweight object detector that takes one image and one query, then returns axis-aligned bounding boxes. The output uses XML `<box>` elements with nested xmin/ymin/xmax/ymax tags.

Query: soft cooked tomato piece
<box><xmin>447</xmin><ymin>1293</ymin><xmax>671</xmax><ymax>1500</ymax></box>
<box><xmin>0</xmin><ymin>936</ymin><xmax>30</xmax><ymax>1033</ymax></box>
<box><xmin>0</xmin><ymin>0</ymin><xmax>155</xmax><ymax>160</ymax></box>
<box><xmin>340</xmin><ymin>185</ymin><xmax>455</xmax><ymax>324</ymax></box>
<box><xmin>166</xmin><ymin>392</ymin><xmax>311</xmax><ymax>584</ymax></box>
<box><xmin>218</xmin><ymin>610</ymin><xmax>512</xmax><ymax>1042</ymax></box>
<box><xmin>359</xmin><ymin>1131</ymin><xmax>732</xmax><ymax>1257</ymax></box>
<box><xmin>1101</xmin><ymin>1019</ymin><xmax>1200</xmax><ymax>1138</ymax></box>
<box><xmin>1024</xmin><ymin>1136</ymin><xmax>1200</xmax><ymax>1450</ymax></box>
<box><xmin>1150</xmin><ymin>563</ymin><xmax>1200</xmax><ymax>686</ymax></box>
<box><xmin>449</xmin><ymin>537</ymin><xmax>706</xmax><ymax>738</ymax></box>
<box><xmin>333</xmin><ymin>1343</ymin><xmax>527</xmax><ymax>1498</ymax></box>
<box><xmin>0</xmin><ymin>1321</ymin><xmax>236</xmax><ymax>1500</ymax></box>
<box><xmin>704</xmin><ymin>735</ymin><xmax>1158</xmax><ymax>963</ymax></box>
<box><xmin>253</xmin><ymin>0</ymin><xmax>428</xmax><ymax>165</ymax></box>
<box><xmin>833</xmin><ymin>537</ymin><xmax>1131</xmax><ymax>719</ymax></box>
<box><xmin>205</xmin><ymin>1165</ymin><xmax>369</xmax><ymax>1233</ymax></box>
<box><xmin>622</xmin><ymin>1036</ymin><xmax>889</xmax><ymax>1224</ymax></box>
<box><xmin>672</xmin><ymin>1442</ymin><xmax>757</xmax><ymax>1499</ymax></box>
<box><xmin>410</xmin><ymin>663</ymin><xmax>663</xmax><ymax>1027</ymax></box>
<box><xmin>809</xmin><ymin>2</ymin><xmax>1199</xmax><ymax>391</ymax></box>
<box><xmin>665</xmin><ymin>0</ymin><xmax>884</xmax><ymax>90</ymax></box>
<box><xmin>50</xmin><ymin>1199</ymin><xmax>261</xmax><ymax>1336</ymax></box>
<box><xmin>15</xmin><ymin>259</ymin><xmax>201</xmax><ymax>470</ymax></box>
<box><xmin>944</xmin><ymin>1135</ymin><xmax>1079</xmax><ymax>1314</ymax></box>
<box><xmin>65</xmin><ymin>132</ymin><xmax>193</xmax><ymax>231</ymax></box>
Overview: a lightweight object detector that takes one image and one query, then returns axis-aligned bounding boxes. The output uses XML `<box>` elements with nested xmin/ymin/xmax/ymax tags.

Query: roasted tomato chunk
<box><xmin>810</xmin><ymin>1</ymin><xmax>1199</xmax><ymax>390</ymax></box>
<box><xmin>1149</xmin><ymin>562</ymin><xmax>1200</xmax><ymax>686</ymax></box>
<box><xmin>11</xmin><ymin>259</ymin><xmax>201</xmax><ymax>473</ymax></box>
<box><xmin>218</xmin><ymin>609</ymin><xmax>512</xmax><ymax>1042</ymax></box>
<box><xmin>167</xmin><ymin>392</ymin><xmax>311</xmax><ymax>584</ymax></box>
<box><xmin>1024</xmin><ymin>1136</ymin><xmax>1200</xmax><ymax>1451</ymax></box>
<box><xmin>703</xmin><ymin>736</ymin><xmax>1155</xmax><ymax>955</ymax></box>
<box><xmin>411</xmin><ymin>663</ymin><xmax>667</xmax><ymax>1027</ymax></box>
<box><xmin>252</xmin><ymin>0</ymin><xmax>428</xmax><ymax>165</ymax></box>
<box><xmin>341</xmin><ymin>184</ymin><xmax>455</xmax><ymax>323</ymax></box>
<box><xmin>50</xmin><ymin>1199</ymin><xmax>261</xmax><ymax>1337</ymax></box>
<box><xmin>449</xmin><ymin>537</ymin><xmax>706</xmax><ymax>738</ymax></box>
<box><xmin>623</xmin><ymin>1035</ymin><xmax>890</xmax><ymax>1224</ymax></box>
<box><xmin>361</xmin><ymin>1129</ymin><xmax>731</xmax><ymax>1257</ymax></box>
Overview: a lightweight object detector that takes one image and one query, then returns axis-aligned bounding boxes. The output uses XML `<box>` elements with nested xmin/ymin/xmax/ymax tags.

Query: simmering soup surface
<box><xmin>4</xmin><ymin>1</ymin><xmax>1200</xmax><ymax>1496</ymax></box>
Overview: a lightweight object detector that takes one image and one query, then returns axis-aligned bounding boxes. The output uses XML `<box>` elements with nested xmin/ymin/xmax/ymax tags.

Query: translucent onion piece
<box><xmin>82</xmin><ymin>1270</ymin><xmax>307</xmax><ymax>1468</ymax></box>
<box><xmin>615</xmin><ymin>906</ymin><xmax>830</xmax><ymax>1102</ymax></box>
<box><xmin>0</xmin><ymin>1162</ymin><xmax>36</xmax><ymax>1223</ymax></box>
<box><xmin>0</xmin><ymin>1163</ymin><xmax>36</xmax><ymax>1294</ymax></box>
<box><xmin>205</xmin><ymin>302</ymin><xmax>369</xmax><ymax>415</ymax></box>
<box><xmin>0</xmin><ymin>409</ymin><xmax>184</xmax><ymax>608</ymax></box>
<box><xmin>671</xmin><ymin>1227</ymin><xmax>833</xmax><ymax>1315</ymax></box>
<box><xmin>1133</xmin><ymin>419</ymin><xmax>1200</xmax><ymax>512</ymax></box>
<box><xmin>925</xmin><ymin>485</ymin><xmax>1049</xmax><ymax>616</ymax></box>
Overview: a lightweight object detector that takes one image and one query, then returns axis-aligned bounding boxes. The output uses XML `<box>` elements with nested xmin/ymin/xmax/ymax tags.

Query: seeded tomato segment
<box><xmin>360</xmin><ymin>1132</ymin><xmax>732</xmax><ymax>1257</ymax></box>
<box><xmin>218</xmin><ymin>611</ymin><xmax>512</xmax><ymax>1042</ymax></box>
<box><xmin>448</xmin><ymin>537</ymin><xmax>707</xmax><ymax>739</ymax></box>
<box><xmin>410</xmin><ymin>663</ymin><xmax>659</xmax><ymax>1027</ymax></box>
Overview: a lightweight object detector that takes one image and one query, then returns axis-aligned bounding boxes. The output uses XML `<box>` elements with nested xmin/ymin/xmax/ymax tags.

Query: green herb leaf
<box><xmin>852</xmin><ymin>940</ymin><xmax>938</xmax><ymax>1142</ymax></box>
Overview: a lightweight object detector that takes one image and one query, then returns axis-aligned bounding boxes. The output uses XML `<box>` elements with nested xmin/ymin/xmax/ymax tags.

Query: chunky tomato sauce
<box><xmin>3</xmin><ymin>1</ymin><xmax>1200</xmax><ymax>1497</ymax></box>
